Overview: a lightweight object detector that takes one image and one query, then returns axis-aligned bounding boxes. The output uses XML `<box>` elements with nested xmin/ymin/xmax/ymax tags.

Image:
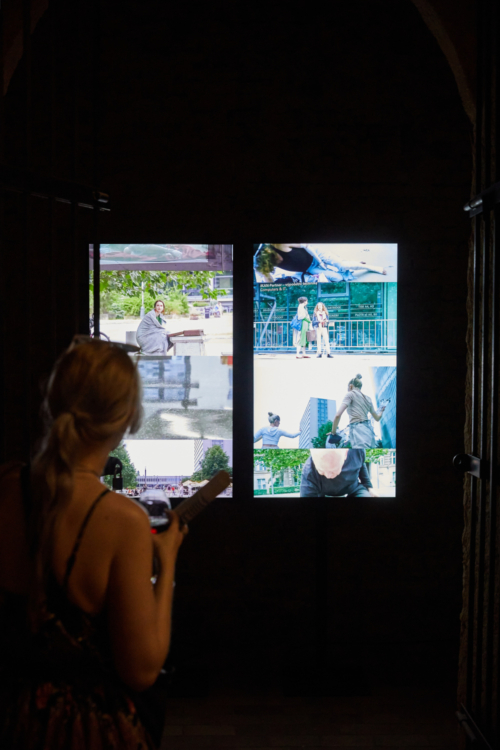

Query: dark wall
<box><xmin>3</xmin><ymin>0</ymin><xmax>472</xmax><ymax>685</ymax></box>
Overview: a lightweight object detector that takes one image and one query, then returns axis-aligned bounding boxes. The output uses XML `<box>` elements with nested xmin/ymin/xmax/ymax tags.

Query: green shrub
<box><xmin>164</xmin><ymin>289</ymin><xmax>189</xmax><ymax>315</ymax></box>
<box><xmin>96</xmin><ymin>287</ymin><xmax>191</xmax><ymax>318</ymax></box>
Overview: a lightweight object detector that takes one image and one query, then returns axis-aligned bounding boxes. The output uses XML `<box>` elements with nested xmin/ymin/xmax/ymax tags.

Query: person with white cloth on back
<box><xmin>136</xmin><ymin>300</ymin><xmax>171</xmax><ymax>354</ymax></box>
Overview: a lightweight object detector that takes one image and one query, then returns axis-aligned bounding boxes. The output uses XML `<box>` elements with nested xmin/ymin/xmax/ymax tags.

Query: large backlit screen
<box><xmin>253</xmin><ymin>243</ymin><xmax>396</xmax><ymax>498</ymax></box>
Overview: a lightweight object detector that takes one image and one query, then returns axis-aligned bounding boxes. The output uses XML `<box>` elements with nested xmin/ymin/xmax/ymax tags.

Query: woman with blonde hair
<box><xmin>0</xmin><ymin>338</ymin><xmax>187</xmax><ymax>749</ymax></box>
<box><xmin>329</xmin><ymin>373</ymin><xmax>386</xmax><ymax>449</ymax></box>
<box><xmin>313</xmin><ymin>302</ymin><xmax>333</xmax><ymax>358</ymax></box>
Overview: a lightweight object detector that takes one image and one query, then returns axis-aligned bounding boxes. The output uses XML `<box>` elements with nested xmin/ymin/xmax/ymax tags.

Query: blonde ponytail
<box><xmin>28</xmin><ymin>340</ymin><xmax>142</xmax><ymax>628</ymax></box>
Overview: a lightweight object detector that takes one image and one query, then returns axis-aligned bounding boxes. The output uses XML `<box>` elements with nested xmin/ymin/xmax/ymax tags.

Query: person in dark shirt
<box><xmin>300</xmin><ymin>449</ymin><xmax>378</xmax><ymax>497</ymax></box>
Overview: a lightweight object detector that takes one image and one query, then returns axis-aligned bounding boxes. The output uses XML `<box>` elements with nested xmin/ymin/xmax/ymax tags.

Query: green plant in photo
<box><xmin>312</xmin><ymin>420</ymin><xmax>334</xmax><ymax>448</ymax></box>
<box><xmin>90</xmin><ymin>269</ymin><xmax>227</xmax><ymax>317</ymax></box>
<box><xmin>164</xmin><ymin>287</ymin><xmax>189</xmax><ymax>315</ymax></box>
<box><xmin>254</xmin><ymin>449</ymin><xmax>309</xmax><ymax>495</ymax></box>
<box><xmin>365</xmin><ymin>448</ymin><xmax>389</xmax><ymax>464</ymax></box>
<box><xmin>194</xmin><ymin>445</ymin><xmax>232</xmax><ymax>481</ymax></box>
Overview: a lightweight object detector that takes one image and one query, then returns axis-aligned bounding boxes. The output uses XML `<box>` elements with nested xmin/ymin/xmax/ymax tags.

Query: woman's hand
<box><xmin>368</xmin><ymin>488</ymin><xmax>379</xmax><ymax>498</ymax></box>
<box><xmin>153</xmin><ymin>511</ymin><xmax>188</xmax><ymax>562</ymax></box>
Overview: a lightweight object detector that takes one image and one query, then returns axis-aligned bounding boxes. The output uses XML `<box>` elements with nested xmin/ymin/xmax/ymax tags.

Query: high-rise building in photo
<box><xmin>299</xmin><ymin>398</ymin><xmax>337</xmax><ymax>448</ymax></box>
<box><xmin>371</xmin><ymin>367</ymin><xmax>397</xmax><ymax>448</ymax></box>
<box><xmin>194</xmin><ymin>439</ymin><xmax>233</xmax><ymax>471</ymax></box>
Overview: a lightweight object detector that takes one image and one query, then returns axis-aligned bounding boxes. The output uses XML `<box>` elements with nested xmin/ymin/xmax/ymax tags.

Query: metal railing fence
<box><xmin>253</xmin><ymin>319</ymin><xmax>397</xmax><ymax>351</ymax></box>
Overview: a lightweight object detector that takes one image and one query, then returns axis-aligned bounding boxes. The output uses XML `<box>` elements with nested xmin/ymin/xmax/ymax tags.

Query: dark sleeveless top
<box><xmin>0</xmin><ymin>466</ymin><xmax>156</xmax><ymax>749</ymax></box>
<box><xmin>270</xmin><ymin>245</ymin><xmax>312</xmax><ymax>273</ymax></box>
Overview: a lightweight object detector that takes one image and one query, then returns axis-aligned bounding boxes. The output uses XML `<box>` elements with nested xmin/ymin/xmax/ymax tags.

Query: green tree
<box><xmin>254</xmin><ymin>449</ymin><xmax>309</xmax><ymax>494</ymax></box>
<box><xmin>311</xmin><ymin>420</ymin><xmax>333</xmax><ymax>449</ymax></box>
<box><xmin>164</xmin><ymin>287</ymin><xmax>189</xmax><ymax>315</ymax></box>
<box><xmin>199</xmin><ymin>445</ymin><xmax>231</xmax><ymax>480</ymax></box>
<box><xmin>365</xmin><ymin>448</ymin><xmax>389</xmax><ymax>464</ymax></box>
<box><xmin>102</xmin><ymin>442</ymin><xmax>138</xmax><ymax>489</ymax></box>
<box><xmin>90</xmin><ymin>269</ymin><xmax>226</xmax><ymax>302</ymax></box>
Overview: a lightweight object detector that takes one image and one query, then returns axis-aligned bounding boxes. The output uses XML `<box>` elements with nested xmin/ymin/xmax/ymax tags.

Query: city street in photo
<box><xmin>120</xmin><ymin>439</ymin><xmax>233</xmax><ymax>497</ymax></box>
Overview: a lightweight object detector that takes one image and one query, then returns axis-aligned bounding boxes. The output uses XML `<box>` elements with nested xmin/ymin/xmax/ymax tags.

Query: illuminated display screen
<box><xmin>90</xmin><ymin>245</ymin><xmax>233</xmax><ymax>497</ymax></box>
<box><xmin>253</xmin><ymin>243</ymin><xmax>397</xmax><ymax>498</ymax></box>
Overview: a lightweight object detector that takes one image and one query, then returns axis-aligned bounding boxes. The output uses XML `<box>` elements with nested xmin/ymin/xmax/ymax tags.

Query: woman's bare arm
<box><xmin>330</xmin><ymin>403</ymin><xmax>348</xmax><ymax>434</ymax></box>
<box><xmin>106</xmin><ymin>502</ymin><xmax>185</xmax><ymax>691</ymax></box>
<box><xmin>371</xmin><ymin>404</ymin><xmax>386</xmax><ymax>422</ymax></box>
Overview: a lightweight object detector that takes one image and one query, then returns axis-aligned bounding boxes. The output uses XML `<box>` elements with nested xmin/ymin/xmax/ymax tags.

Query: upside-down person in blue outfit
<box><xmin>254</xmin><ymin>244</ymin><xmax>388</xmax><ymax>284</ymax></box>
<box><xmin>254</xmin><ymin>412</ymin><xmax>302</xmax><ymax>448</ymax></box>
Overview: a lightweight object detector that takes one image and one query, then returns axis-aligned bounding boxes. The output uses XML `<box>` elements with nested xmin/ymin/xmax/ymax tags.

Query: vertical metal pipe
<box><xmin>466</xmin><ymin>0</ymin><xmax>485</xmax><ymax>717</ymax></box>
<box><xmin>483</xmin><ymin>0</ymin><xmax>499</xmax><ymax>734</ymax></box>
<box><xmin>475</xmin><ymin>0</ymin><xmax>493</xmax><ymax>728</ymax></box>
<box><xmin>467</xmin><ymin>219</ymin><xmax>481</xmax><ymax>713</ymax></box>
<box><xmin>92</xmin><ymin>0</ymin><xmax>101</xmax><ymax>336</ymax></box>
<box><xmin>71</xmin><ymin>2</ymin><xmax>79</xmax><ymax>334</ymax></box>
<box><xmin>474</xmin><ymin>207</ymin><xmax>489</xmax><ymax>725</ymax></box>
<box><xmin>493</xmin><ymin>1</ymin><xmax>500</xmax><ymax>740</ymax></box>
<box><xmin>484</xmin><ymin>203</ymin><xmax>498</xmax><ymax>735</ymax></box>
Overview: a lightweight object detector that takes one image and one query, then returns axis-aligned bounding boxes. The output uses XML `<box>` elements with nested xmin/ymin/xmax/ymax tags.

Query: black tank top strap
<box><xmin>63</xmin><ymin>488</ymin><xmax>111</xmax><ymax>591</ymax></box>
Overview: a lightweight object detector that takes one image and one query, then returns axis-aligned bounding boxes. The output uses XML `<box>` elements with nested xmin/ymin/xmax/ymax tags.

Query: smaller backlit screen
<box><xmin>90</xmin><ymin>244</ymin><xmax>233</xmax><ymax>498</ymax></box>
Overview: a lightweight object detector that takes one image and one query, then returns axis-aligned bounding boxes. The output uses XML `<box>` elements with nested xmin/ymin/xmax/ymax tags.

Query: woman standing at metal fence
<box><xmin>329</xmin><ymin>374</ymin><xmax>386</xmax><ymax>448</ymax></box>
<box><xmin>313</xmin><ymin>302</ymin><xmax>333</xmax><ymax>358</ymax></box>
<box><xmin>294</xmin><ymin>297</ymin><xmax>311</xmax><ymax>358</ymax></box>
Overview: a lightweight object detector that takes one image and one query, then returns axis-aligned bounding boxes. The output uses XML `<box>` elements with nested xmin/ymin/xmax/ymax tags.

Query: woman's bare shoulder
<box><xmin>102</xmin><ymin>490</ymin><xmax>150</xmax><ymax>530</ymax></box>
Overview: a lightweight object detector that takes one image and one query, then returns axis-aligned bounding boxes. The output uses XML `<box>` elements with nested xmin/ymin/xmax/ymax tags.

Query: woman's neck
<box><xmin>74</xmin><ymin>440</ymin><xmax>120</xmax><ymax>477</ymax></box>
